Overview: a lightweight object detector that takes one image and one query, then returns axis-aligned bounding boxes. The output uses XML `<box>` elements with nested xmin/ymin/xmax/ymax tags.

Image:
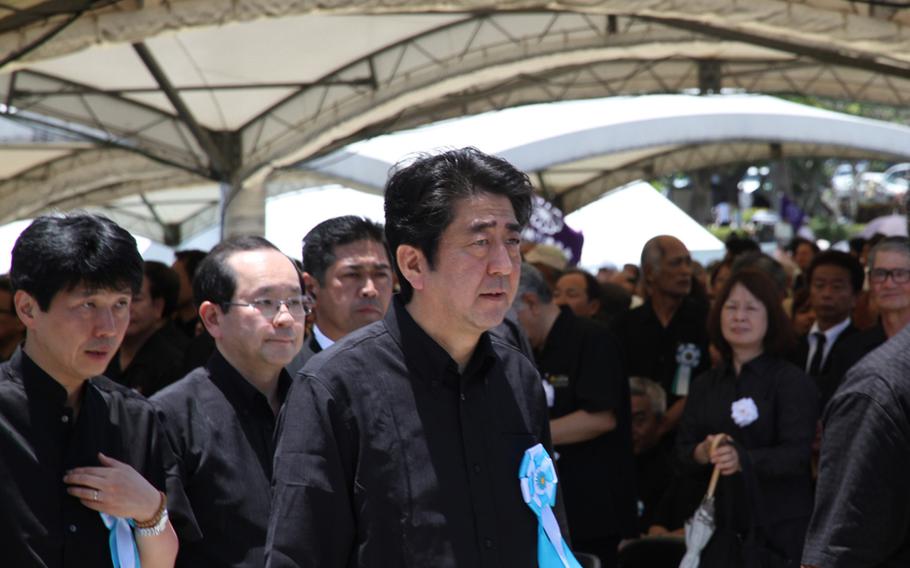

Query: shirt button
<box><xmin>60</xmin><ymin>415</ymin><xmax>69</xmax><ymax>423</ymax></box>
<box><xmin>483</xmin><ymin>538</ymin><xmax>494</xmax><ymax>549</ymax></box>
<box><xmin>473</xmin><ymin>464</ymin><xmax>482</xmax><ymax>474</ymax></box>
<box><xmin>68</xmin><ymin>524</ymin><xmax>77</xmax><ymax>533</ymax></box>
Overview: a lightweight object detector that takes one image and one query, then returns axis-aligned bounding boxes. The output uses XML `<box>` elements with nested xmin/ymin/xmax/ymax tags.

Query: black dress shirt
<box><xmin>677</xmin><ymin>354</ymin><xmax>818</xmax><ymax>562</ymax></box>
<box><xmin>151</xmin><ymin>350</ymin><xmax>291</xmax><ymax>568</ymax></box>
<box><xmin>105</xmin><ymin>325</ymin><xmax>185</xmax><ymax>396</ymax></box>
<box><xmin>265</xmin><ymin>297</ymin><xmax>562</xmax><ymax>568</ymax></box>
<box><xmin>0</xmin><ymin>349</ymin><xmax>169</xmax><ymax>568</ymax></box>
<box><xmin>611</xmin><ymin>297</ymin><xmax>710</xmax><ymax>404</ymax></box>
<box><xmin>804</xmin><ymin>324</ymin><xmax>910</xmax><ymax>568</ymax></box>
<box><xmin>536</xmin><ymin>307</ymin><xmax>637</xmax><ymax>540</ymax></box>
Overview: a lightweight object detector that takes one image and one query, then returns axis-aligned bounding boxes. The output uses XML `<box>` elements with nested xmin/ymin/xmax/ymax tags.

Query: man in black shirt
<box><xmin>515</xmin><ymin>263</ymin><xmax>636</xmax><ymax>566</ymax></box>
<box><xmin>266</xmin><ymin>148</ymin><xmax>567</xmax><ymax>567</ymax></box>
<box><xmin>611</xmin><ymin>236</ymin><xmax>709</xmax><ymax>436</ymax></box>
<box><xmin>0</xmin><ymin>274</ymin><xmax>25</xmax><ymax>361</ymax></box>
<box><xmin>286</xmin><ymin>215</ymin><xmax>393</xmax><ymax>375</ymax></box>
<box><xmin>106</xmin><ymin>261</ymin><xmax>185</xmax><ymax>396</ymax></box>
<box><xmin>803</xmin><ymin>323</ymin><xmax>910</xmax><ymax>567</ymax></box>
<box><xmin>0</xmin><ymin>213</ymin><xmax>177</xmax><ymax>568</ymax></box>
<box><xmin>152</xmin><ymin>236</ymin><xmax>306</xmax><ymax>567</ymax></box>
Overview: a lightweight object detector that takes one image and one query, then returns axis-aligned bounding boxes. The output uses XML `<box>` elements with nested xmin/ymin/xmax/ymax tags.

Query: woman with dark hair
<box><xmin>677</xmin><ymin>268</ymin><xmax>819</xmax><ymax>567</ymax></box>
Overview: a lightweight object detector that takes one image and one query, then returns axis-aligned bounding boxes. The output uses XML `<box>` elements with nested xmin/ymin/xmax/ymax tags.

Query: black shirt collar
<box><xmin>206</xmin><ymin>349</ymin><xmax>291</xmax><ymax>414</ymax></box>
<box><xmin>540</xmin><ymin>305</ymin><xmax>574</xmax><ymax>358</ymax></box>
<box><xmin>12</xmin><ymin>348</ymin><xmax>78</xmax><ymax>408</ymax></box>
<box><xmin>720</xmin><ymin>351</ymin><xmax>775</xmax><ymax>379</ymax></box>
<box><xmin>385</xmin><ymin>295</ymin><xmax>497</xmax><ymax>384</ymax></box>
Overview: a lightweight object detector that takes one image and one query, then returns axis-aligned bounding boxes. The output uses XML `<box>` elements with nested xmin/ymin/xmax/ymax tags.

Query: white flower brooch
<box><xmin>731</xmin><ymin>397</ymin><xmax>759</xmax><ymax>427</ymax></box>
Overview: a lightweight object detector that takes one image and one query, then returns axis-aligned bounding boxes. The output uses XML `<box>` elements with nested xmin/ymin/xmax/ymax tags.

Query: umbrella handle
<box><xmin>706</xmin><ymin>435</ymin><xmax>726</xmax><ymax>499</ymax></box>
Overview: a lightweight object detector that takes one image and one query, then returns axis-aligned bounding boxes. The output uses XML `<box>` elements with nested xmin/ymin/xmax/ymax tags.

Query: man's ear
<box><xmin>302</xmin><ymin>272</ymin><xmax>319</xmax><ymax>300</ymax></box>
<box><xmin>14</xmin><ymin>290</ymin><xmax>38</xmax><ymax>329</ymax></box>
<box><xmin>152</xmin><ymin>296</ymin><xmax>166</xmax><ymax>320</ymax></box>
<box><xmin>396</xmin><ymin>245</ymin><xmax>427</xmax><ymax>293</ymax></box>
<box><xmin>198</xmin><ymin>301</ymin><xmax>223</xmax><ymax>339</ymax></box>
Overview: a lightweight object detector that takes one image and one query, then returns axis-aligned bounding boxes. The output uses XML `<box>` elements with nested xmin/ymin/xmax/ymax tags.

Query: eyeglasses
<box><xmin>869</xmin><ymin>268</ymin><xmax>910</xmax><ymax>284</ymax></box>
<box><xmin>222</xmin><ymin>296</ymin><xmax>312</xmax><ymax>318</ymax></box>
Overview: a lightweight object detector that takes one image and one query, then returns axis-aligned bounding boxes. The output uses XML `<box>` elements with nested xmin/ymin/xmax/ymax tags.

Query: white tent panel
<box><xmin>265</xmin><ymin>185</ymin><xmax>385</xmax><ymax>261</ymax></box>
<box><xmin>566</xmin><ymin>181</ymin><xmax>725</xmax><ymax>271</ymax></box>
<box><xmin>0</xmin><ymin>148</ymin><xmax>79</xmax><ymax>178</ymax></box>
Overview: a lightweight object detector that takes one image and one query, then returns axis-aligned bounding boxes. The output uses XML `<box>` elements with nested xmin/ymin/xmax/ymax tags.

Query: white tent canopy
<box><xmin>566</xmin><ymin>181</ymin><xmax>725</xmax><ymax>271</ymax></box>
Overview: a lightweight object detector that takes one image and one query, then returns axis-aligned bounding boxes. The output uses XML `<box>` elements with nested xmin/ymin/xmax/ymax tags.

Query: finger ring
<box><xmin>93</xmin><ymin>490</ymin><xmax>99</xmax><ymax>502</ymax></box>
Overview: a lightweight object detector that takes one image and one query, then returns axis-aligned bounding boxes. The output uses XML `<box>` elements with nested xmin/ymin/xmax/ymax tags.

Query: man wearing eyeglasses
<box><xmin>821</xmin><ymin>237</ymin><xmax>910</xmax><ymax>407</ymax></box>
<box><xmin>151</xmin><ymin>236</ymin><xmax>306</xmax><ymax>568</ymax></box>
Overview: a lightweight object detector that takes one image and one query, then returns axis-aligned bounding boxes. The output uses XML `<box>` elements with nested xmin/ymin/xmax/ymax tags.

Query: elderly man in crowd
<box><xmin>266</xmin><ymin>147</ymin><xmax>567</xmax><ymax>567</ymax></box>
<box><xmin>152</xmin><ymin>236</ymin><xmax>306</xmax><ymax>567</ymax></box>
<box><xmin>611</xmin><ymin>235</ymin><xmax>710</xmax><ymax>437</ymax></box>
<box><xmin>515</xmin><ymin>262</ymin><xmax>635</xmax><ymax>566</ymax></box>
<box><xmin>0</xmin><ymin>213</ymin><xmax>177</xmax><ymax>567</ymax></box>
<box><xmin>287</xmin><ymin>215</ymin><xmax>393</xmax><ymax>375</ymax></box>
<box><xmin>821</xmin><ymin>236</ymin><xmax>910</xmax><ymax>405</ymax></box>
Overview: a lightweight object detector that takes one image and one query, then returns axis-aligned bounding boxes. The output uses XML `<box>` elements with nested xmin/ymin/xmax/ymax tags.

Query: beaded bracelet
<box><xmin>130</xmin><ymin>491</ymin><xmax>168</xmax><ymax>536</ymax></box>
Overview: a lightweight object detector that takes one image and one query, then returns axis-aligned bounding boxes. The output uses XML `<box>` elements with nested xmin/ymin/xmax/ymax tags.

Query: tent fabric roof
<box><xmin>3</xmin><ymin>2</ymin><xmax>910</xmax><ymax>242</ymax></box>
<box><xmin>305</xmin><ymin>94</ymin><xmax>910</xmax><ymax>212</ymax></box>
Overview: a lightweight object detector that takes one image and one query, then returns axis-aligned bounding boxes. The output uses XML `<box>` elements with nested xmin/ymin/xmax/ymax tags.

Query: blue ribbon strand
<box><xmin>100</xmin><ymin>513</ymin><xmax>140</xmax><ymax>568</ymax></box>
<box><xmin>519</xmin><ymin>444</ymin><xmax>582</xmax><ymax>568</ymax></box>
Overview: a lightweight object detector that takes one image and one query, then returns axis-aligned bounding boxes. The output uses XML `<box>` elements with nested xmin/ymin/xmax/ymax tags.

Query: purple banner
<box><xmin>521</xmin><ymin>195</ymin><xmax>584</xmax><ymax>266</ymax></box>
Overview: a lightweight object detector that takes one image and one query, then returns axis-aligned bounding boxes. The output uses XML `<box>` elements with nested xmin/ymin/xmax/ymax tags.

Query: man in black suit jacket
<box><xmin>286</xmin><ymin>216</ymin><xmax>394</xmax><ymax>375</ymax></box>
<box><xmin>793</xmin><ymin>250</ymin><xmax>864</xmax><ymax>407</ymax></box>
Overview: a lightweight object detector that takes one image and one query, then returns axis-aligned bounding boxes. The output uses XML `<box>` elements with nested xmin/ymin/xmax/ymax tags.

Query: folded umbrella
<box><xmin>679</xmin><ymin>437</ymin><xmax>724</xmax><ymax>568</ymax></box>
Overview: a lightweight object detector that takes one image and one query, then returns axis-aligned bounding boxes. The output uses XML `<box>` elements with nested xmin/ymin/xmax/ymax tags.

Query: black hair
<box><xmin>724</xmin><ymin>235</ymin><xmax>760</xmax><ymax>259</ymax></box>
<box><xmin>0</xmin><ymin>274</ymin><xmax>11</xmax><ymax>294</ymax></box>
<box><xmin>788</xmin><ymin>236</ymin><xmax>819</xmax><ymax>255</ymax></box>
<box><xmin>384</xmin><ymin>147</ymin><xmax>533</xmax><ymax>303</ymax></box>
<box><xmin>10</xmin><ymin>213</ymin><xmax>142</xmax><ymax>311</ymax></box>
<box><xmin>302</xmin><ymin>216</ymin><xmax>387</xmax><ymax>284</ymax></box>
<box><xmin>192</xmin><ymin>236</ymin><xmax>281</xmax><ymax>312</ymax></box>
<box><xmin>174</xmin><ymin>249</ymin><xmax>207</xmax><ymax>280</ymax></box>
<box><xmin>807</xmin><ymin>250</ymin><xmax>865</xmax><ymax>294</ymax></box>
<box><xmin>143</xmin><ymin>261</ymin><xmax>181</xmax><ymax>318</ymax></box>
<box><xmin>731</xmin><ymin>252</ymin><xmax>789</xmax><ymax>299</ymax></box>
<box><xmin>559</xmin><ymin>269</ymin><xmax>602</xmax><ymax>303</ymax></box>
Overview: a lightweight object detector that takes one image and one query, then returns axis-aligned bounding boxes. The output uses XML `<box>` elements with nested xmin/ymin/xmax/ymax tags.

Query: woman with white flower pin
<box><xmin>677</xmin><ymin>268</ymin><xmax>819</xmax><ymax>567</ymax></box>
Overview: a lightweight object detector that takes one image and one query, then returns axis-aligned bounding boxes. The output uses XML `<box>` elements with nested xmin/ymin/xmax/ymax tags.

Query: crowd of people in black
<box><xmin>2</xmin><ymin>147</ymin><xmax>910</xmax><ymax>568</ymax></box>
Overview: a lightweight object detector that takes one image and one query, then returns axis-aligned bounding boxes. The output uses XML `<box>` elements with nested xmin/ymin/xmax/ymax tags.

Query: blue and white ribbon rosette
<box><xmin>519</xmin><ymin>444</ymin><xmax>582</xmax><ymax>568</ymax></box>
<box><xmin>672</xmin><ymin>343</ymin><xmax>701</xmax><ymax>396</ymax></box>
<box><xmin>100</xmin><ymin>513</ymin><xmax>140</xmax><ymax>568</ymax></box>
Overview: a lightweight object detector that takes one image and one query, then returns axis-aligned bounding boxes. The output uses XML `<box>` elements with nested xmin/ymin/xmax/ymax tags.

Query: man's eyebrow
<box><xmin>467</xmin><ymin>220</ymin><xmax>522</xmax><ymax>232</ymax></box>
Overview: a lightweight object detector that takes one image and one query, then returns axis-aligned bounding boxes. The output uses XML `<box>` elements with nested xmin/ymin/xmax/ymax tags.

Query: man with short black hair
<box><xmin>792</xmin><ymin>250</ymin><xmax>863</xmax><ymax>388</ymax></box>
<box><xmin>516</xmin><ymin>262</ymin><xmax>635</xmax><ymax>566</ymax></box>
<box><xmin>106</xmin><ymin>261</ymin><xmax>185</xmax><ymax>396</ymax></box>
<box><xmin>266</xmin><ymin>148</ymin><xmax>568</xmax><ymax>567</ymax></box>
<box><xmin>0</xmin><ymin>274</ymin><xmax>25</xmax><ymax>361</ymax></box>
<box><xmin>286</xmin><ymin>215</ymin><xmax>392</xmax><ymax>374</ymax></box>
<box><xmin>0</xmin><ymin>213</ymin><xmax>177</xmax><ymax>567</ymax></box>
<box><xmin>153</xmin><ymin>236</ymin><xmax>306</xmax><ymax>568</ymax></box>
<box><xmin>172</xmin><ymin>249</ymin><xmax>207</xmax><ymax>337</ymax></box>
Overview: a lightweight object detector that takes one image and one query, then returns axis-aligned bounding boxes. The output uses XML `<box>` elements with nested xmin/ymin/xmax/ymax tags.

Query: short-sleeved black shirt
<box><xmin>152</xmin><ymin>350</ymin><xmax>291</xmax><ymax>568</ymax></box>
<box><xmin>536</xmin><ymin>307</ymin><xmax>637</xmax><ymax>540</ymax></box>
<box><xmin>265</xmin><ymin>297</ymin><xmax>563</xmax><ymax>568</ymax></box>
<box><xmin>611</xmin><ymin>298</ymin><xmax>709</xmax><ymax>403</ymax></box>
<box><xmin>803</xmin><ymin>325</ymin><xmax>910</xmax><ymax>568</ymax></box>
<box><xmin>0</xmin><ymin>349</ymin><xmax>169</xmax><ymax>568</ymax></box>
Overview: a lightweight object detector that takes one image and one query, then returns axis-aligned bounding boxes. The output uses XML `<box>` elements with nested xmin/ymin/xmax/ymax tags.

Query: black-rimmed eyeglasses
<box><xmin>222</xmin><ymin>296</ymin><xmax>312</xmax><ymax>318</ymax></box>
<box><xmin>869</xmin><ymin>268</ymin><xmax>910</xmax><ymax>284</ymax></box>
